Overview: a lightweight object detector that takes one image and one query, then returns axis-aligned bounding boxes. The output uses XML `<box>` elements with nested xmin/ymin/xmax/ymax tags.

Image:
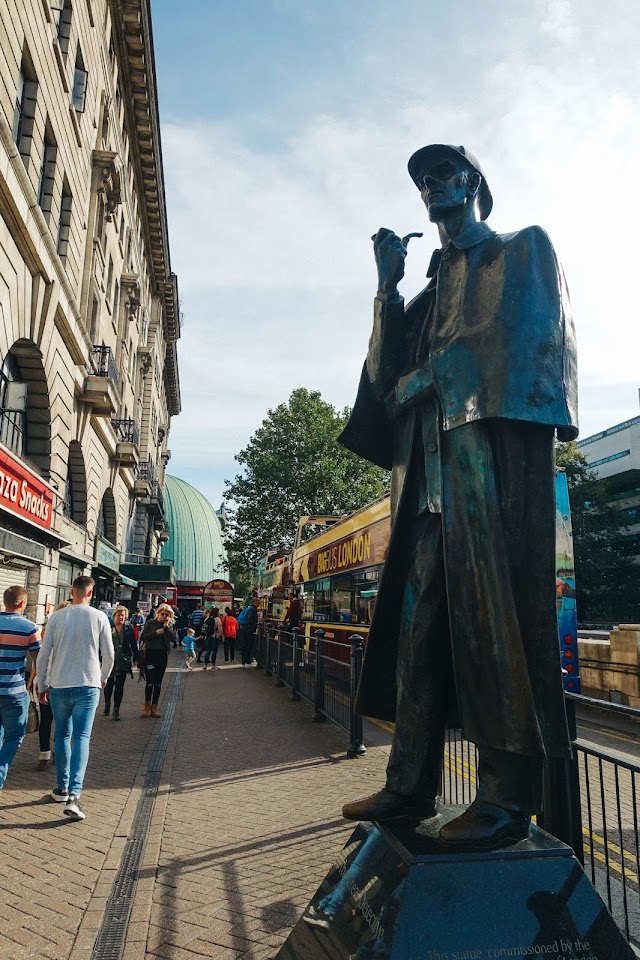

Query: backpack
<box><xmin>237</xmin><ymin>607</ymin><xmax>249</xmax><ymax>625</ymax></box>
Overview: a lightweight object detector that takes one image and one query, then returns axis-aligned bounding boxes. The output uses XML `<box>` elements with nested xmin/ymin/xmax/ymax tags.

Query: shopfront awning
<box><xmin>119</xmin><ymin>574</ymin><xmax>138</xmax><ymax>587</ymax></box>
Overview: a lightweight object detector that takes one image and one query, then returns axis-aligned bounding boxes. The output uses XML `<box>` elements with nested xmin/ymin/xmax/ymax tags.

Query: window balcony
<box><xmin>79</xmin><ymin>345</ymin><xmax>119</xmax><ymax>415</ymax></box>
<box><xmin>133</xmin><ymin>457</ymin><xmax>154</xmax><ymax>498</ymax></box>
<box><xmin>111</xmin><ymin>418</ymin><xmax>139</xmax><ymax>467</ymax></box>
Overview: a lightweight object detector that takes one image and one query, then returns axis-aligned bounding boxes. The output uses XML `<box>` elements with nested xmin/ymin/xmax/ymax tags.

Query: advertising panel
<box><xmin>0</xmin><ymin>444</ymin><xmax>54</xmax><ymax>531</ymax></box>
<box><xmin>298</xmin><ymin>518</ymin><xmax>389</xmax><ymax>583</ymax></box>
<box><xmin>202</xmin><ymin>578</ymin><xmax>233</xmax><ymax>609</ymax></box>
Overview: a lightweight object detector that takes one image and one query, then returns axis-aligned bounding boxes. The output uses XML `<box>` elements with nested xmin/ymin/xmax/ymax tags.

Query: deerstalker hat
<box><xmin>407</xmin><ymin>144</ymin><xmax>493</xmax><ymax>220</ymax></box>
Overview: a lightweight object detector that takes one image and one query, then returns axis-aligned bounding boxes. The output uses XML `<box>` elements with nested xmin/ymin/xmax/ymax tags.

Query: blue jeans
<box><xmin>50</xmin><ymin>686</ymin><xmax>100</xmax><ymax>797</ymax></box>
<box><xmin>0</xmin><ymin>694</ymin><xmax>29</xmax><ymax>788</ymax></box>
<box><xmin>204</xmin><ymin>637</ymin><xmax>220</xmax><ymax>664</ymax></box>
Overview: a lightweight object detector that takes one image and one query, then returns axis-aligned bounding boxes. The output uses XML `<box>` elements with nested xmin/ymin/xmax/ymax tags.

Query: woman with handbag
<box><xmin>139</xmin><ymin>603</ymin><xmax>173</xmax><ymax>717</ymax></box>
<box><xmin>103</xmin><ymin>606</ymin><xmax>138</xmax><ymax>721</ymax></box>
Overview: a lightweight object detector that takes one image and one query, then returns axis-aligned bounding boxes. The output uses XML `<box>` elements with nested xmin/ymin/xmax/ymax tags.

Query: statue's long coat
<box><xmin>339</xmin><ymin>222</ymin><xmax>578</xmax><ymax>759</ymax></box>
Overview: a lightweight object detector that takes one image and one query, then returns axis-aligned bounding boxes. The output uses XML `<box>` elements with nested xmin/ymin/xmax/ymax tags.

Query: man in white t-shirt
<box><xmin>36</xmin><ymin>575</ymin><xmax>113</xmax><ymax>821</ymax></box>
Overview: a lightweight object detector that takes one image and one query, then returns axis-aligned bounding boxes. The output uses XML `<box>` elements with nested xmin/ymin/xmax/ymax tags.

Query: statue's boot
<box><xmin>439</xmin><ymin>748</ymin><xmax>542</xmax><ymax>851</ymax></box>
<box><xmin>342</xmin><ymin>788</ymin><xmax>437</xmax><ymax>822</ymax></box>
<box><xmin>439</xmin><ymin>799</ymin><xmax>530</xmax><ymax>850</ymax></box>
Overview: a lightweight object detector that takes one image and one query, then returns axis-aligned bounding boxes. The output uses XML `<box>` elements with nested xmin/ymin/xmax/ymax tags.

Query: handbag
<box><xmin>26</xmin><ymin>694</ymin><xmax>40</xmax><ymax>734</ymax></box>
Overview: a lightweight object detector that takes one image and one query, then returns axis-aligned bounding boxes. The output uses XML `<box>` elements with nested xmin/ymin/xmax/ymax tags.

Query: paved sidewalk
<box><xmin>0</xmin><ymin>653</ymin><xmax>389</xmax><ymax>959</ymax></box>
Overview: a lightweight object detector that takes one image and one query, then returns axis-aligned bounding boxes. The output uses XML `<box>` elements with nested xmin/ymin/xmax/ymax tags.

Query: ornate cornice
<box><xmin>109</xmin><ymin>0</ymin><xmax>181</xmax><ymax>416</ymax></box>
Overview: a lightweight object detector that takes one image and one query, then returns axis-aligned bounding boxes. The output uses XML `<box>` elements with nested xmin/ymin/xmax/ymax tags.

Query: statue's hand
<box><xmin>372</xmin><ymin>228</ymin><xmax>423</xmax><ymax>296</ymax></box>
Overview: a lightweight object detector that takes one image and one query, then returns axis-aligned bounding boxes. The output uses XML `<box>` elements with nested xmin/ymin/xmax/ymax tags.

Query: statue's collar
<box><xmin>427</xmin><ymin>221</ymin><xmax>494</xmax><ymax>278</ymax></box>
<box><xmin>446</xmin><ymin>220</ymin><xmax>494</xmax><ymax>250</ymax></box>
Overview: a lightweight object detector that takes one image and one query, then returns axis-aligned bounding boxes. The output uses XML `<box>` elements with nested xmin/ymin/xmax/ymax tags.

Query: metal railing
<box><xmin>255</xmin><ymin>625</ymin><xmax>366</xmax><ymax>758</ymax></box>
<box><xmin>136</xmin><ymin>458</ymin><xmax>155</xmax><ymax>482</ymax></box>
<box><xmin>90</xmin><ymin>345</ymin><xmax>119</xmax><ymax>384</ymax></box>
<box><xmin>252</xmin><ymin>623</ymin><xmax>640</xmax><ymax>949</ymax></box>
<box><xmin>110</xmin><ymin>418</ymin><xmax>139</xmax><ymax>445</ymax></box>
<box><xmin>149</xmin><ymin>479</ymin><xmax>164</xmax><ymax>513</ymax></box>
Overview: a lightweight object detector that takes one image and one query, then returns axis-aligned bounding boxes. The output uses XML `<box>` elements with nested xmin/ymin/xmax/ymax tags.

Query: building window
<box><xmin>13</xmin><ymin>54</ymin><xmax>38</xmax><ymax>168</ymax></box>
<box><xmin>106</xmin><ymin>255</ymin><xmax>114</xmax><ymax>304</ymax></box>
<box><xmin>113</xmin><ymin>279</ymin><xmax>120</xmax><ymax>320</ymax></box>
<box><xmin>57</xmin><ymin>179</ymin><xmax>72</xmax><ymax>261</ymax></box>
<box><xmin>89</xmin><ymin>294</ymin><xmax>99</xmax><ymax>340</ymax></box>
<box><xmin>95</xmin><ymin>193</ymin><xmax>106</xmax><ymax>250</ymax></box>
<box><xmin>119</xmin><ymin>214</ymin><xmax>125</xmax><ymax>245</ymax></box>
<box><xmin>38</xmin><ymin>121</ymin><xmax>57</xmax><ymax>223</ymax></box>
<box><xmin>54</xmin><ymin>0</ymin><xmax>73</xmax><ymax>61</ymax></box>
<box><xmin>100</xmin><ymin>106</ymin><xmax>109</xmax><ymax>146</ymax></box>
<box><xmin>0</xmin><ymin>355</ymin><xmax>27</xmax><ymax>457</ymax></box>
<box><xmin>72</xmin><ymin>47</ymin><xmax>88</xmax><ymax>113</ymax></box>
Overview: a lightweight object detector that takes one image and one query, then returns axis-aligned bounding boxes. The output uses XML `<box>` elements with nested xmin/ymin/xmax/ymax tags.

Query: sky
<box><xmin>151</xmin><ymin>0</ymin><xmax>640</xmax><ymax>509</ymax></box>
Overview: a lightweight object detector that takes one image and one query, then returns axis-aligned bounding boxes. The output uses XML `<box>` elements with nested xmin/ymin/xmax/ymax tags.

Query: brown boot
<box><xmin>140</xmin><ymin>701</ymin><xmax>151</xmax><ymax>718</ymax></box>
<box><xmin>150</xmin><ymin>705</ymin><xmax>161</xmax><ymax>718</ymax></box>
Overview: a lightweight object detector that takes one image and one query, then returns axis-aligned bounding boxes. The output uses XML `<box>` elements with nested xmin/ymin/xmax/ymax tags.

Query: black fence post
<box><xmin>264</xmin><ymin>624</ymin><xmax>273</xmax><ymax>677</ymax></box>
<box><xmin>347</xmin><ymin>634</ymin><xmax>367</xmax><ymax>757</ymax></box>
<box><xmin>311</xmin><ymin>629</ymin><xmax>326</xmax><ymax>723</ymax></box>
<box><xmin>275</xmin><ymin>628</ymin><xmax>285</xmax><ymax>686</ymax></box>
<box><xmin>539</xmin><ymin>694</ymin><xmax>584</xmax><ymax>864</ymax></box>
<box><xmin>289</xmin><ymin>627</ymin><xmax>301</xmax><ymax>701</ymax></box>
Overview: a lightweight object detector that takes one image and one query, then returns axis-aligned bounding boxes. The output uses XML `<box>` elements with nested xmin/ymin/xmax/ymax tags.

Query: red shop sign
<box><xmin>0</xmin><ymin>445</ymin><xmax>54</xmax><ymax>530</ymax></box>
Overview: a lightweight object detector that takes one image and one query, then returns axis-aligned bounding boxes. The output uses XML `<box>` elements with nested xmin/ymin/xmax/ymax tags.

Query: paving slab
<box><xmin>0</xmin><ymin>652</ymin><xmax>390</xmax><ymax>958</ymax></box>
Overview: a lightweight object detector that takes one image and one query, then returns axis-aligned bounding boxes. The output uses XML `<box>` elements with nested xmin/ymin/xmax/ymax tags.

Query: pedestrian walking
<box><xmin>190</xmin><ymin>604</ymin><xmax>205</xmax><ymax>635</ymax></box>
<box><xmin>283</xmin><ymin>591</ymin><xmax>302</xmax><ymax>632</ymax></box>
<box><xmin>222</xmin><ymin>606</ymin><xmax>238</xmax><ymax>663</ymax></box>
<box><xmin>130</xmin><ymin>607</ymin><xmax>145</xmax><ymax>643</ymax></box>
<box><xmin>36</xmin><ymin>600</ymin><xmax>71</xmax><ymax>770</ymax></box>
<box><xmin>0</xmin><ymin>585</ymin><xmax>41</xmax><ymax>792</ymax></box>
<box><xmin>181</xmin><ymin>628</ymin><xmax>196</xmax><ymax>669</ymax></box>
<box><xmin>36</xmin><ymin>576</ymin><xmax>114</xmax><ymax>821</ymax></box>
<box><xmin>103</xmin><ymin>606</ymin><xmax>138</xmax><ymax>720</ymax></box>
<box><xmin>241</xmin><ymin>598</ymin><xmax>260</xmax><ymax>666</ymax></box>
<box><xmin>138</xmin><ymin>603</ymin><xmax>173</xmax><ymax>717</ymax></box>
<box><xmin>203</xmin><ymin>607</ymin><xmax>223</xmax><ymax>670</ymax></box>
<box><xmin>176</xmin><ymin>607</ymin><xmax>189</xmax><ymax>644</ymax></box>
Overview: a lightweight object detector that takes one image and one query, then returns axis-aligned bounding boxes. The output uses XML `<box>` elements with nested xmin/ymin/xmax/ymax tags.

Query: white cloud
<box><xmin>163</xmin><ymin>3</ymin><xmax>640</xmax><ymax>504</ymax></box>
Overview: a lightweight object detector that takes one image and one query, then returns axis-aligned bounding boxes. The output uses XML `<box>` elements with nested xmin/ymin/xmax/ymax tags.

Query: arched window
<box><xmin>63</xmin><ymin>440</ymin><xmax>87</xmax><ymax>526</ymax></box>
<box><xmin>97</xmin><ymin>488</ymin><xmax>117</xmax><ymax>545</ymax></box>
<box><xmin>0</xmin><ymin>340</ymin><xmax>52</xmax><ymax>475</ymax></box>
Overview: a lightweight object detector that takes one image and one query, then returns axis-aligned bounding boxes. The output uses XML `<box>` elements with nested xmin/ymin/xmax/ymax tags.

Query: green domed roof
<box><xmin>162</xmin><ymin>475</ymin><xmax>228</xmax><ymax>584</ymax></box>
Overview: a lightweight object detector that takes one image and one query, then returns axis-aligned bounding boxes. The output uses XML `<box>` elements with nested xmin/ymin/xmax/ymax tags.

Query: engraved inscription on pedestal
<box><xmin>276</xmin><ymin>807</ymin><xmax>635</xmax><ymax>960</ymax></box>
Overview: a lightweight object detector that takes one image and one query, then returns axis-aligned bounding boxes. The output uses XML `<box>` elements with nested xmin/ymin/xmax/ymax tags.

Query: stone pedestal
<box><xmin>276</xmin><ymin>805</ymin><xmax>634</xmax><ymax>960</ymax></box>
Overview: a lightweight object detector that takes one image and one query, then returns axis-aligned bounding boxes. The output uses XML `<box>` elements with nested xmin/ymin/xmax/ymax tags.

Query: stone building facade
<box><xmin>0</xmin><ymin>0</ymin><xmax>180</xmax><ymax>621</ymax></box>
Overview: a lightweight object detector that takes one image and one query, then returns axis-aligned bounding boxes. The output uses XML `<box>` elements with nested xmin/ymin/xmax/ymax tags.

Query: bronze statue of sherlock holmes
<box><xmin>338</xmin><ymin>144</ymin><xmax>578</xmax><ymax>850</ymax></box>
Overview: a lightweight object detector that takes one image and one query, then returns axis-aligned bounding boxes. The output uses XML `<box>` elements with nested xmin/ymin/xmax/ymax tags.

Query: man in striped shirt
<box><xmin>0</xmin><ymin>585</ymin><xmax>41</xmax><ymax>790</ymax></box>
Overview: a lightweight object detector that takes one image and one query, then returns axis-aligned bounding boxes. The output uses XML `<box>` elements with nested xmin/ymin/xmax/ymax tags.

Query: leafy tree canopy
<box><xmin>224</xmin><ymin>389</ymin><xmax>389</xmax><ymax>571</ymax></box>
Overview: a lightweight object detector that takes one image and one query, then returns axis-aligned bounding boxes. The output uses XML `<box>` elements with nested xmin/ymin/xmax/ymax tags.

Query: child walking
<box><xmin>181</xmin><ymin>628</ymin><xmax>196</xmax><ymax>669</ymax></box>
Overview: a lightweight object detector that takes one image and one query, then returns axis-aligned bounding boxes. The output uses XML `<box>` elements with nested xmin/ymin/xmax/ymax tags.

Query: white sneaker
<box><xmin>51</xmin><ymin>787</ymin><xmax>69</xmax><ymax>803</ymax></box>
<box><xmin>63</xmin><ymin>794</ymin><xmax>85</xmax><ymax>820</ymax></box>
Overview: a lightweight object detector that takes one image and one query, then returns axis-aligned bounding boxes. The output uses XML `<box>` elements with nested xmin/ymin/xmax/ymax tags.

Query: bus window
<box><xmin>331</xmin><ymin>574</ymin><xmax>353</xmax><ymax>624</ymax></box>
<box><xmin>314</xmin><ymin>580</ymin><xmax>331</xmax><ymax>622</ymax></box>
<box><xmin>354</xmin><ymin>568</ymin><xmax>380</xmax><ymax>625</ymax></box>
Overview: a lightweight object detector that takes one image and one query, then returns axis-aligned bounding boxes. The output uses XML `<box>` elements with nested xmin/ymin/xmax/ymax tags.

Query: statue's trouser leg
<box><xmin>385</xmin><ymin>507</ymin><xmax>454</xmax><ymax>801</ymax></box>
<box><xmin>439</xmin><ymin>420</ymin><xmax>567</xmax><ymax>813</ymax></box>
<box><xmin>475</xmin><ymin>747</ymin><xmax>543</xmax><ymax>816</ymax></box>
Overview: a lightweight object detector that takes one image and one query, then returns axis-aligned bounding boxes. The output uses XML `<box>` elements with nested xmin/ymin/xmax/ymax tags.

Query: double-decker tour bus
<box><xmin>257</xmin><ymin>476</ymin><xmax>580</xmax><ymax>690</ymax></box>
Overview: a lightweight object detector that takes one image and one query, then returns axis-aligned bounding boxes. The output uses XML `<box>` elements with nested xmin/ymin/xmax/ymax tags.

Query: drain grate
<box><xmin>90</xmin><ymin>669</ymin><xmax>184</xmax><ymax>960</ymax></box>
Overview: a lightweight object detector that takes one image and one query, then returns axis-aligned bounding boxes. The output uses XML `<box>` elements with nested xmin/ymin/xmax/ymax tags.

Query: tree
<box><xmin>224</xmin><ymin>388</ymin><xmax>389</xmax><ymax>571</ymax></box>
<box><xmin>556</xmin><ymin>441</ymin><xmax>640</xmax><ymax>624</ymax></box>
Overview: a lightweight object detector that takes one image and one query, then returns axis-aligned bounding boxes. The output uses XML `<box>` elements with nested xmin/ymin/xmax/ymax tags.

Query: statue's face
<box><xmin>417</xmin><ymin>158</ymin><xmax>477</xmax><ymax>222</ymax></box>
